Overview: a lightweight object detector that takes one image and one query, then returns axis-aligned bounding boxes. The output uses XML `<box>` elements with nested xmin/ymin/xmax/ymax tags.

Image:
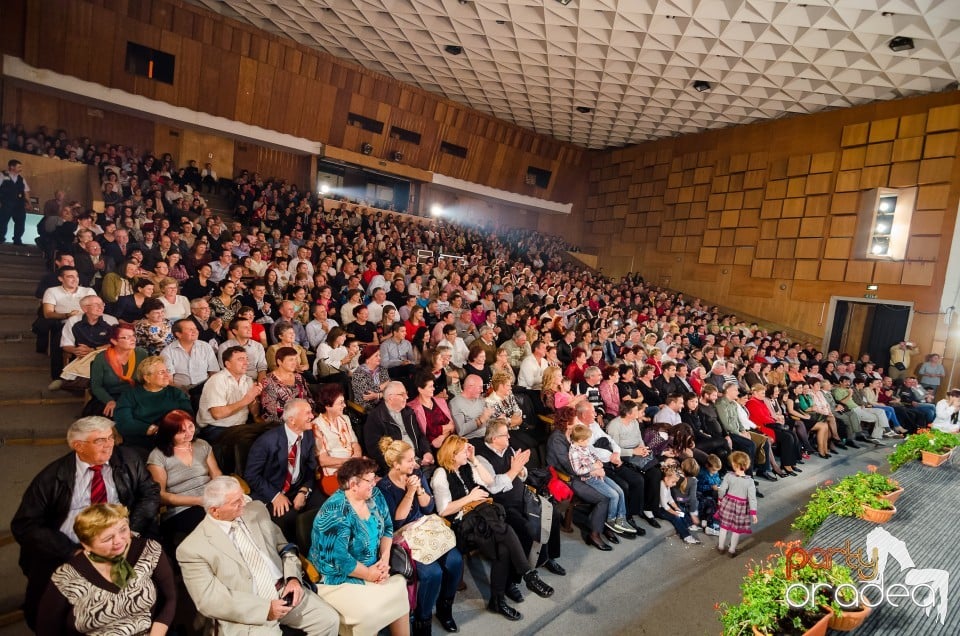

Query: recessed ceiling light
<box><xmin>556</xmin><ymin>0</ymin><xmax>574</xmax><ymax>5</ymax></box>
<box><xmin>888</xmin><ymin>36</ymin><xmax>914</xmax><ymax>52</ymax></box>
<box><xmin>444</xmin><ymin>45</ymin><xmax>463</xmax><ymax>55</ymax></box>
<box><xmin>693</xmin><ymin>80</ymin><xmax>711</xmax><ymax>92</ymax></box>
<box><xmin>576</xmin><ymin>106</ymin><xmax>592</xmax><ymax>113</ymax></box>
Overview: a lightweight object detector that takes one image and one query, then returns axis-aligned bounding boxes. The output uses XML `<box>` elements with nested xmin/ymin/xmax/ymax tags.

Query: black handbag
<box><xmin>389</xmin><ymin>540</ymin><xmax>414</xmax><ymax>580</ymax></box>
<box><xmin>520</xmin><ymin>486</ymin><xmax>543</xmax><ymax>541</ymax></box>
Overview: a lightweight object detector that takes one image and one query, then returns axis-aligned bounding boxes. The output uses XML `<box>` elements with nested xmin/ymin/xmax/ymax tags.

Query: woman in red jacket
<box><xmin>745</xmin><ymin>384</ymin><xmax>801</xmax><ymax>476</ymax></box>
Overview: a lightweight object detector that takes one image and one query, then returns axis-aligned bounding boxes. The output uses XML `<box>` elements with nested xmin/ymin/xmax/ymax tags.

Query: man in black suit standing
<box><xmin>243</xmin><ymin>398</ymin><xmax>322</xmax><ymax>541</ymax></box>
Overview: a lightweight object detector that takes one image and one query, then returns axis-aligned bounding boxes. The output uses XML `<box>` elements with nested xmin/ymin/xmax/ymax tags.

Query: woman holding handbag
<box><xmin>431</xmin><ymin>435</ymin><xmax>553</xmax><ymax>622</ymax></box>
<box><xmin>377</xmin><ymin>438</ymin><xmax>462</xmax><ymax>636</ymax></box>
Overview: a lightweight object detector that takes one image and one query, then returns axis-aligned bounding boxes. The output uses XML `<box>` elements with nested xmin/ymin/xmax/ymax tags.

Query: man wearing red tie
<box><xmin>244</xmin><ymin>398</ymin><xmax>321</xmax><ymax>541</ymax></box>
<box><xmin>11</xmin><ymin>416</ymin><xmax>159</xmax><ymax>629</ymax></box>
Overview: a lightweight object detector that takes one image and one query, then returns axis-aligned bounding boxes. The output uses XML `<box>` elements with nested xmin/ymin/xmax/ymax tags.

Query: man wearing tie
<box><xmin>11</xmin><ymin>416</ymin><xmax>159</xmax><ymax>629</ymax></box>
<box><xmin>244</xmin><ymin>399</ymin><xmax>322</xmax><ymax>541</ymax></box>
<box><xmin>178</xmin><ymin>476</ymin><xmax>340</xmax><ymax>636</ymax></box>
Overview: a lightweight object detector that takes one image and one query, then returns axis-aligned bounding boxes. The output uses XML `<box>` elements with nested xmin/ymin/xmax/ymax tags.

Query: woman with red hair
<box><xmin>146</xmin><ymin>409</ymin><xmax>222</xmax><ymax>549</ymax></box>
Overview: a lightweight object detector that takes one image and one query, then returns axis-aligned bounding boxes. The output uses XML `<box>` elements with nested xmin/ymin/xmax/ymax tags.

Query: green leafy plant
<box><xmin>718</xmin><ymin>541</ymin><xmax>856</xmax><ymax>635</ymax></box>
<box><xmin>888</xmin><ymin>429</ymin><xmax>960</xmax><ymax>472</ymax></box>
<box><xmin>792</xmin><ymin>471</ymin><xmax>898</xmax><ymax>538</ymax></box>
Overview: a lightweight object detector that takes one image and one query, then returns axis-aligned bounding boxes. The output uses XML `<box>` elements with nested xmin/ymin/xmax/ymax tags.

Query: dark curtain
<box><xmin>828</xmin><ymin>301</ymin><xmax>849</xmax><ymax>354</ymax></box>
<box><xmin>866</xmin><ymin>305</ymin><xmax>911</xmax><ymax>373</ymax></box>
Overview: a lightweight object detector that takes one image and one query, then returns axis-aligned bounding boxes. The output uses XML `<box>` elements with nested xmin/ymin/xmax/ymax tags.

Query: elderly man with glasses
<box><xmin>11</xmin><ymin>416</ymin><xmax>159</xmax><ymax>630</ymax></box>
<box><xmin>363</xmin><ymin>381</ymin><xmax>434</xmax><ymax>473</ymax></box>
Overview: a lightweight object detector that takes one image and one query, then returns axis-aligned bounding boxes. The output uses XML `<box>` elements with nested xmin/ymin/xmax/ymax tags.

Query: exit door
<box><xmin>827</xmin><ymin>300</ymin><xmax>912</xmax><ymax>370</ymax></box>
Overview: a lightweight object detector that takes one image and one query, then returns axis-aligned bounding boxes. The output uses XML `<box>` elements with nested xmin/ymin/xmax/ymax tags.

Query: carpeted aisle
<box><xmin>808</xmin><ymin>459</ymin><xmax>959</xmax><ymax>635</ymax></box>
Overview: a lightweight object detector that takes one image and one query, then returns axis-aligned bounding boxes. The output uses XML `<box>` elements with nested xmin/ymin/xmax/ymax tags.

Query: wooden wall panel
<box><xmin>3</xmin><ymin>86</ymin><xmax>155</xmax><ymax>152</ymax></box>
<box><xmin>16</xmin><ymin>0</ymin><xmax>585</xmax><ymax>214</ymax></box>
<box><xmin>583</xmin><ymin>90</ymin><xmax>960</xmax><ymax>341</ymax></box>
<box><xmin>233</xmin><ymin>142</ymin><xmax>311</xmax><ymax>188</ymax></box>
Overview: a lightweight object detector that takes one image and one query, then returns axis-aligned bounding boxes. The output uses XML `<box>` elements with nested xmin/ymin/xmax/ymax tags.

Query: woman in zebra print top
<box><xmin>37</xmin><ymin>504</ymin><xmax>175</xmax><ymax>636</ymax></box>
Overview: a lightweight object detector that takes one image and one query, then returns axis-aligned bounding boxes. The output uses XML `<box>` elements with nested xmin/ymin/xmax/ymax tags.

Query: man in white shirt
<box><xmin>218</xmin><ymin>317</ymin><xmax>268</xmax><ymax>382</ymax></box>
<box><xmin>517</xmin><ymin>340</ymin><xmax>549</xmax><ymax>392</ymax></box>
<box><xmin>652</xmin><ymin>393</ymin><xmax>683</xmax><ymax>426</ymax></box>
<box><xmin>305</xmin><ymin>303</ymin><xmax>338</xmax><ymax>351</ymax></box>
<box><xmin>162</xmin><ymin>319</ymin><xmax>221</xmax><ymax>406</ymax></box>
<box><xmin>441</xmin><ymin>324</ymin><xmax>470</xmax><ymax>369</ymax></box>
<box><xmin>379</xmin><ymin>323</ymin><xmax>416</xmax><ymax>380</ymax></box>
<box><xmin>366</xmin><ymin>287</ymin><xmax>395</xmax><ymax>325</ymax></box>
<box><xmin>197</xmin><ymin>347</ymin><xmax>263</xmax><ymax>473</ymax></box>
<box><xmin>42</xmin><ymin>266</ymin><xmax>96</xmax><ymax>380</ymax></box>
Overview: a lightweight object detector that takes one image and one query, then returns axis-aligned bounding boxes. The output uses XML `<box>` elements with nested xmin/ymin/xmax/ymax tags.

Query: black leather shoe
<box><xmin>504</xmin><ymin>582</ymin><xmax>524</xmax><ymax>604</ymax></box>
<box><xmin>585</xmin><ymin>532</ymin><xmax>613</xmax><ymax>551</ymax></box>
<box><xmin>523</xmin><ymin>570</ymin><xmax>554</xmax><ymax>598</ymax></box>
<box><xmin>756</xmin><ymin>490</ymin><xmax>765</xmax><ymax>498</ymax></box>
<box><xmin>413</xmin><ymin>618</ymin><xmax>432</xmax><ymax>636</ymax></box>
<box><xmin>543</xmin><ymin>559</ymin><xmax>566</xmax><ymax>576</ymax></box>
<box><xmin>626</xmin><ymin>517</ymin><xmax>647</xmax><ymax>536</ymax></box>
<box><xmin>435</xmin><ymin>598</ymin><xmax>458</xmax><ymax>633</ymax></box>
<box><xmin>760</xmin><ymin>472</ymin><xmax>778</xmax><ymax>482</ymax></box>
<box><xmin>846</xmin><ymin>439</ymin><xmax>861</xmax><ymax>449</ymax></box>
<box><xmin>784</xmin><ymin>469</ymin><xmax>798</xmax><ymax>477</ymax></box>
<box><xmin>818</xmin><ymin>453</ymin><xmax>831</xmax><ymax>459</ymax></box>
<box><xmin>643</xmin><ymin>515</ymin><xmax>662</xmax><ymax>529</ymax></box>
<box><xmin>603</xmin><ymin>528</ymin><xmax>621</xmax><ymax>544</ymax></box>
<box><xmin>487</xmin><ymin>596</ymin><xmax>522</xmax><ymax>621</ymax></box>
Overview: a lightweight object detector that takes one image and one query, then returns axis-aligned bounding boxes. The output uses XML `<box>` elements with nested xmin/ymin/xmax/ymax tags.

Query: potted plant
<box><xmin>718</xmin><ymin>541</ymin><xmax>857</xmax><ymax>635</ymax></box>
<box><xmin>792</xmin><ymin>472</ymin><xmax>899</xmax><ymax>538</ymax></box>
<box><xmin>887</xmin><ymin>429</ymin><xmax>960</xmax><ymax>471</ymax></box>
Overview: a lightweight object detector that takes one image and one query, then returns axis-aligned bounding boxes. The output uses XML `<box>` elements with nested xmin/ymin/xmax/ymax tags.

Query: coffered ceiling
<box><xmin>189</xmin><ymin>0</ymin><xmax>960</xmax><ymax>149</ymax></box>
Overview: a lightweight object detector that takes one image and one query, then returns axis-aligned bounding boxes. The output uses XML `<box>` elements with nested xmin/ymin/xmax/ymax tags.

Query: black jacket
<box><xmin>363</xmin><ymin>402</ymin><xmax>430</xmax><ymax>473</ymax></box>
<box><xmin>11</xmin><ymin>447</ymin><xmax>160</xmax><ymax>571</ymax></box>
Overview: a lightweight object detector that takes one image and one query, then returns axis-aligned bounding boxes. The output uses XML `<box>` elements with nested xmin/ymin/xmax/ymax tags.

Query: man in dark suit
<box><xmin>362</xmin><ymin>381</ymin><xmax>434</xmax><ymax>473</ymax></box>
<box><xmin>243</xmin><ymin>398</ymin><xmax>322</xmax><ymax>541</ymax></box>
<box><xmin>11</xmin><ymin>416</ymin><xmax>160</xmax><ymax>629</ymax></box>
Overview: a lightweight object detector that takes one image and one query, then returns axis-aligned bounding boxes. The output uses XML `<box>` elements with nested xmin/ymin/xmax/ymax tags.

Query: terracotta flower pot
<box><xmin>828</xmin><ymin>604</ymin><xmax>873</xmax><ymax>631</ymax></box>
<box><xmin>860</xmin><ymin>504</ymin><xmax>896</xmax><ymax>524</ymax></box>
<box><xmin>804</xmin><ymin>611</ymin><xmax>832</xmax><ymax>636</ymax></box>
<box><xmin>921</xmin><ymin>449</ymin><xmax>952</xmax><ymax>467</ymax></box>
<box><xmin>751</xmin><ymin>610</ymin><xmax>832</xmax><ymax>636</ymax></box>
<box><xmin>880</xmin><ymin>486</ymin><xmax>904</xmax><ymax>504</ymax></box>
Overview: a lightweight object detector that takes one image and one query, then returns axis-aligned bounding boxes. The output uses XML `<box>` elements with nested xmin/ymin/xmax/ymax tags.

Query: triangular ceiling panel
<box><xmin>190</xmin><ymin>0</ymin><xmax>960</xmax><ymax>149</ymax></box>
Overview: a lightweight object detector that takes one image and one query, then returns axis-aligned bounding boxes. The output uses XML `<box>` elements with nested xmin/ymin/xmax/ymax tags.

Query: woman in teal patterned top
<box><xmin>308</xmin><ymin>457</ymin><xmax>411</xmax><ymax>635</ymax></box>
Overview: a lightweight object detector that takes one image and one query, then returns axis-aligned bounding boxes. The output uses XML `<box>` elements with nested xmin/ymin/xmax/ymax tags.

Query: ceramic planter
<box><xmin>880</xmin><ymin>485</ymin><xmax>903</xmax><ymax>504</ymax></box>
<box><xmin>920</xmin><ymin>449</ymin><xmax>952</xmax><ymax>466</ymax></box>
<box><xmin>860</xmin><ymin>504</ymin><xmax>896</xmax><ymax>524</ymax></box>
<box><xmin>751</xmin><ymin>610</ymin><xmax>832</xmax><ymax>636</ymax></box>
<box><xmin>828</xmin><ymin>604</ymin><xmax>872</xmax><ymax>631</ymax></box>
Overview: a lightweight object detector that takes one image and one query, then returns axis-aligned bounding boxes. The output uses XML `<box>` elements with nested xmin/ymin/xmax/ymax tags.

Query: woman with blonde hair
<box><xmin>157</xmin><ymin>277</ymin><xmax>190</xmax><ymax>322</ymax></box>
<box><xmin>430</xmin><ymin>435</ymin><xmax>552</xmax><ymax>621</ymax></box>
<box><xmin>377</xmin><ymin>437</ymin><xmax>462</xmax><ymax>634</ymax></box>
<box><xmin>114</xmin><ymin>356</ymin><xmax>192</xmax><ymax>455</ymax></box>
<box><xmin>37</xmin><ymin>504</ymin><xmax>175</xmax><ymax>636</ymax></box>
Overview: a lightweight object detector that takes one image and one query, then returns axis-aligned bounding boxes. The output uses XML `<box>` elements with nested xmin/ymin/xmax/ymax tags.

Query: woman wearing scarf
<box><xmin>85</xmin><ymin>324</ymin><xmax>148</xmax><ymax>417</ymax></box>
<box><xmin>36</xmin><ymin>504</ymin><xmax>175</xmax><ymax>636</ymax></box>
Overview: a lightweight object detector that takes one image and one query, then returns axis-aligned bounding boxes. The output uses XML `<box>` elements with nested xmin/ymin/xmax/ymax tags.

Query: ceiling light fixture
<box><xmin>556</xmin><ymin>0</ymin><xmax>574</xmax><ymax>5</ymax></box>
<box><xmin>693</xmin><ymin>80</ymin><xmax>711</xmax><ymax>92</ymax></box>
<box><xmin>888</xmin><ymin>36</ymin><xmax>914</xmax><ymax>52</ymax></box>
<box><xmin>576</xmin><ymin>106</ymin><xmax>592</xmax><ymax>113</ymax></box>
<box><xmin>444</xmin><ymin>45</ymin><xmax>463</xmax><ymax>55</ymax></box>
<box><xmin>360</xmin><ymin>142</ymin><xmax>373</xmax><ymax>155</ymax></box>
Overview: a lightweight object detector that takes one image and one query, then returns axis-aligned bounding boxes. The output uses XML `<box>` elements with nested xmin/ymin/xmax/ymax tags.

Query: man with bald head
<box><xmin>450</xmin><ymin>374</ymin><xmax>494</xmax><ymax>443</ymax></box>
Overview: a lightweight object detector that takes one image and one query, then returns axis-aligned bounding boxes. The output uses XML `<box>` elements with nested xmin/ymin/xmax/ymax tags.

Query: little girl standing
<box><xmin>715</xmin><ymin>450</ymin><xmax>758</xmax><ymax>557</ymax></box>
